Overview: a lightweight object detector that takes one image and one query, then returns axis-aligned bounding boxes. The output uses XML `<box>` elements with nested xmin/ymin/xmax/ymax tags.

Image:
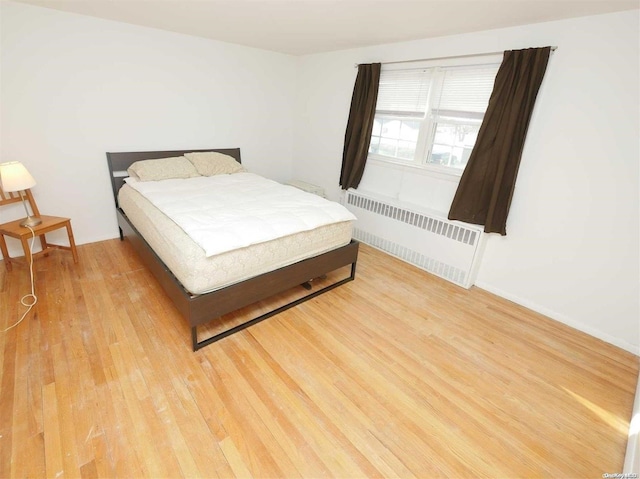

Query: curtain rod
<box><xmin>354</xmin><ymin>46</ymin><xmax>557</xmax><ymax>68</ymax></box>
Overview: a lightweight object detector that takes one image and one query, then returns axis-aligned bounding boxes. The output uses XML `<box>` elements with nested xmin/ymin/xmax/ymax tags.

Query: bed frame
<box><xmin>106</xmin><ymin>148</ymin><xmax>359</xmax><ymax>351</ymax></box>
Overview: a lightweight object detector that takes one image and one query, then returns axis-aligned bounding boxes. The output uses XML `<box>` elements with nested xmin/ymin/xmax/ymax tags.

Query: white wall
<box><xmin>292</xmin><ymin>11</ymin><xmax>640</xmax><ymax>354</ymax></box>
<box><xmin>1</xmin><ymin>1</ymin><xmax>296</xmax><ymax>249</ymax></box>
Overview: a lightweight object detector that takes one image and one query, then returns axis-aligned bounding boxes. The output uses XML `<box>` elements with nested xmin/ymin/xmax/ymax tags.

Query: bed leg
<box><xmin>301</xmin><ymin>274</ymin><xmax>328</xmax><ymax>290</ymax></box>
<box><xmin>191</xmin><ymin>327</ymin><xmax>198</xmax><ymax>351</ymax></box>
<box><xmin>119</xmin><ymin>227</ymin><xmax>124</xmax><ymax>241</ymax></box>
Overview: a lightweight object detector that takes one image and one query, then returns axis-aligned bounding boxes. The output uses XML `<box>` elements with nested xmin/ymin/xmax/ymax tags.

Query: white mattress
<box><xmin>124</xmin><ymin>173</ymin><xmax>356</xmax><ymax>257</ymax></box>
<box><xmin>118</xmin><ymin>184</ymin><xmax>353</xmax><ymax>295</ymax></box>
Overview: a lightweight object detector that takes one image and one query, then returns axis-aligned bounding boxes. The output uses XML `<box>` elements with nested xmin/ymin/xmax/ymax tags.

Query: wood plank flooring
<box><xmin>0</xmin><ymin>239</ymin><xmax>638</xmax><ymax>478</ymax></box>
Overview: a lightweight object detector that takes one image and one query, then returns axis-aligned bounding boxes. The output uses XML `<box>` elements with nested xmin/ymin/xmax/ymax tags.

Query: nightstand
<box><xmin>0</xmin><ymin>215</ymin><xmax>79</xmax><ymax>271</ymax></box>
<box><xmin>286</xmin><ymin>180</ymin><xmax>326</xmax><ymax>198</ymax></box>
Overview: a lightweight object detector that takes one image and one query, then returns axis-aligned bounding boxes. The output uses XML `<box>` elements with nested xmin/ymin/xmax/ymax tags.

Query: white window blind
<box><xmin>435</xmin><ymin>65</ymin><xmax>499</xmax><ymax>119</ymax></box>
<box><xmin>375</xmin><ymin>69</ymin><xmax>432</xmax><ymax>117</ymax></box>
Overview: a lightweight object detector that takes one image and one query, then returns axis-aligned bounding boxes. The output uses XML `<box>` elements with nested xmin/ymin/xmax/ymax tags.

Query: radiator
<box><xmin>343</xmin><ymin>190</ymin><xmax>485</xmax><ymax>288</ymax></box>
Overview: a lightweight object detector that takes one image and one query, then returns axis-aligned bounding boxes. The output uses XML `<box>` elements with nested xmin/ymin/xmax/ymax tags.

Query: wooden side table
<box><xmin>0</xmin><ymin>215</ymin><xmax>79</xmax><ymax>271</ymax></box>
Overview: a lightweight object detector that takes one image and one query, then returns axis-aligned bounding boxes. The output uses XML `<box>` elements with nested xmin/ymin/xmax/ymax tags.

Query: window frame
<box><xmin>367</xmin><ymin>55</ymin><xmax>502</xmax><ymax>178</ymax></box>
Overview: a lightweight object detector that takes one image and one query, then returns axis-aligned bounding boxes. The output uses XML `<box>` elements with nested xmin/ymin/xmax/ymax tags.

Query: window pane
<box><xmin>451</xmin><ymin>147</ymin><xmax>465</xmax><ymax>167</ymax></box>
<box><xmin>381</xmin><ymin>119</ymin><xmax>401</xmax><ymax>139</ymax></box>
<box><xmin>429</xmin><ymin>144</ymin><xmax>452</xmax><ymax>166</ymax></box>
<box><xmin>428</xmin><ymin>121</ymin><xmax>481</xmax><ymax>169</ymax></box>
<box><xmin>400</xmin><ymin>121</ymin><xmax>420</xmax><ymax>142</ymax></box>
<box><xmin>372</xmin><ymin>118</ymin><xmax>381</xmax><ymax>136</ymax></box>
<box><xmin>433</xmin><ymin>124</ymin><xmax>456</xmax><ymax>145</ymax></box>
<box><xmin>369</xmin><ymin>136</ymin><xmax>380</xmax><ymax>154</ymax></box>
<box><xmin>379</xmin><ymin>138</ymin><xmax>397</xmax><ymax>157</ymax></box>
<box><xmin>459</xmin><ymin>124</ymin><xmax>481</xmax><ymax>148</ymax></box>
<box><xmin>397</xmin><ymin>141</ymin><xmax>416</xmax><ymax>160</ymax></box>
<box><xmin>369</xmin><ymin>115</ymin><xmax>420</xmax><ymax>161</ymax></box>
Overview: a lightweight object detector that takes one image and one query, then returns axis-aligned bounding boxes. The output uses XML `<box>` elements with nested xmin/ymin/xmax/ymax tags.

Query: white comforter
<box><xmin>125</xmin><ymin>173</ymin><xmax>356</xmax><ymax>257</ymax></box>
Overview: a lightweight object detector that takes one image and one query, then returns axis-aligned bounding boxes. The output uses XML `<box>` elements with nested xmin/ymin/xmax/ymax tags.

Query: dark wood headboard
<box><xmin>106</xmin><ymin>148</ymin><xmax>241</xmax><ymax>206</ymax></box>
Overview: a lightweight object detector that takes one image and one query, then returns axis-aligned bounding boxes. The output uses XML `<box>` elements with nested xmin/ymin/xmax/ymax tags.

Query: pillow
<box><xmin>184</xmin><ymin>151</ymin><xmax>246</xmax><ymax>176</ymax></box>
<box><xmin>127</xmin><ymin>156</ymin><xmax>200</xmax><ymax>181</ymax></box>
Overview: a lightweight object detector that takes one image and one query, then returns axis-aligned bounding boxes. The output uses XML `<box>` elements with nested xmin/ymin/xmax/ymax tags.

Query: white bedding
<box><xmin>125</xmin><ymin>173</ymin><xmax>356</xmax><ymax>257</ymax></box>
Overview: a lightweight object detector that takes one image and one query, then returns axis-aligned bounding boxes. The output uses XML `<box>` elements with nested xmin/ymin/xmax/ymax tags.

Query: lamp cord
<box><xmin>2</xmin><ymin>225</ymin><xmax>38</xmax><ymax>332</ymax></box>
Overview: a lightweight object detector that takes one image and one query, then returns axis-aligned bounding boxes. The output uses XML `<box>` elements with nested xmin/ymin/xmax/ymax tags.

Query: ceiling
<box><xmin>11</xmin><ymin>0</ymin><xmax>640</xmax><ymax>55</ymax></box>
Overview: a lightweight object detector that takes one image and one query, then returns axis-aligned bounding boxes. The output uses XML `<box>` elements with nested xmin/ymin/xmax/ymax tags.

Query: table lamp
<box><xmin>0</xmin><ymin>161</ymin><xmax>42</xmax><ymax>227</ymax></box>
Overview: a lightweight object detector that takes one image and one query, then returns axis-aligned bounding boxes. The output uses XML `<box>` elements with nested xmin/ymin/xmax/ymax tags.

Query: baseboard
<box><xmin>474</xmin><ymin>280</ymin><xmax>640</xmax><ymax>356</ymax></box>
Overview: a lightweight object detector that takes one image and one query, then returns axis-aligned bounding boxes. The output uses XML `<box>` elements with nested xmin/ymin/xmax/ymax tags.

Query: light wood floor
<box><xmin>0</xmin><ymin>239</ymin><xmax>638</xmax><ymax>478</ymax></box>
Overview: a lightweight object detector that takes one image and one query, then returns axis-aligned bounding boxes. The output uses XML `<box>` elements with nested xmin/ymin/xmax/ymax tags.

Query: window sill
<box><xmin>367</xmin><ymin>157</ymin><xmax>463</xmax><ymax>183</ymax></box>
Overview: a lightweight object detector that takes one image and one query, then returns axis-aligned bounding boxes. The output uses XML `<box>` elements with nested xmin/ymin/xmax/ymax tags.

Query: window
<box><xmin>368</xmin><ymin>59</ymin><xmax>500</xmax><ymax>175</ymax></box>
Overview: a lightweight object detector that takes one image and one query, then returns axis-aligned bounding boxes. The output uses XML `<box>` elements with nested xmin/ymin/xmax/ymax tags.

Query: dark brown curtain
<box><xmin>339</xmin><ymin>63</ymin><xmax>381</xmax><ymax>190</ymax></box>
<box><xmin>448</xmin><ymin>47</ymin><xmax>551</xmax><ymax>235</ymax></box>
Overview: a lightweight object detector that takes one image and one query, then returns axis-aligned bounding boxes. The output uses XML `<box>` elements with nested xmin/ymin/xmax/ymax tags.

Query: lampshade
<box><xmin>0</xmin><ymin>161</ymin><xmax>37</xmax><ymax>192</ymax></box>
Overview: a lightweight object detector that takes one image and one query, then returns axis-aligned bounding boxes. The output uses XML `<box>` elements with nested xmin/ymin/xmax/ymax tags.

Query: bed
<box><xmin>106</xmin><ymin>148</ymin><xmax>359</xmax><ymax>351</ymax></box>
